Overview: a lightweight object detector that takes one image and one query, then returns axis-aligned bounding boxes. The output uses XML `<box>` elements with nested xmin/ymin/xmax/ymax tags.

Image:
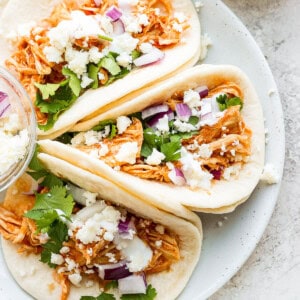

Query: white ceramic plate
<box><xmin>0</xmin><ymin>0</ymin><xmax>285</xmax><ymax>299</ymax></box>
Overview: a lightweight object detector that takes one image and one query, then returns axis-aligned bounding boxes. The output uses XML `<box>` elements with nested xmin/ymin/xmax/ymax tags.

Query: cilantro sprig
<box><xmin>216</xmin><ymin>94</ymin><xmax>243</xmax><ymax>111</ymax></box>
<box><xmin>25</xmin><ymin>145</ymin><xmax>75</xmax><ymax>267</ymax></box>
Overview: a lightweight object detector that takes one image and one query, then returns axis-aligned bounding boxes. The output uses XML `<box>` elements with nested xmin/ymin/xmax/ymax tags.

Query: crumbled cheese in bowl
<box><xmin>0</xmin><ymin>68</ymin><xmax>36</xmax><ymax>191</ymax></box>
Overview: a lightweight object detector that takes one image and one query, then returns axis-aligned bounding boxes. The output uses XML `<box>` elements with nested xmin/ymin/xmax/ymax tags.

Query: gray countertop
<box><xmin>211</xmin><ymin>0</ymin><xmax>300</xmax><ymax>298</ymax></box>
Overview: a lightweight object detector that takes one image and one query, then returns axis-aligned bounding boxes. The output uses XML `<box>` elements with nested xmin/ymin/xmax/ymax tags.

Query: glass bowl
<box><xmin>0</xmin><ymin>67</ymin><xmax>36</xmax><ymax>192</ymax></box>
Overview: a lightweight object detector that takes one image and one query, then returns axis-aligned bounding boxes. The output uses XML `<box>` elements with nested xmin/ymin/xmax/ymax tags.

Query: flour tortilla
<box><xmin>0</xmin><ymin>0</ymin><xmax>201</xmax><ymax>139</ymax></box>
<box><xmin>2</xmin><ymin>154</ymin><xmax>202</xmax><ymax>300</ymax></box>
<box><xmin>39</xmin><ymin>64</ymin><xmax>265</xmax><ymax>213</ymax></box>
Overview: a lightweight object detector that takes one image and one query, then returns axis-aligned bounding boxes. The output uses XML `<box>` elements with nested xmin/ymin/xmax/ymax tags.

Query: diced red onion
<box><xmin>118</xmin><ymin>217</ymin><xmax>136</xmax><ymax>239</ymax></box>
<box><xmin>113</xmin><ymin>19</ymin><xmax>125</xmax><ymax>35</ymax></box>
<box><xmin>169</xmin><ymin>167</ymin><xmax>186</xmax><ymax>186</ymax></box>
<box><xmin>195</xmin><ymin>86</ymin><xmax>209</xmax><ymax>98</ymax></box>
<box><xmin>146</xmin><ymin>109</ymin><xmax>174</xmax><ymax>128</ymax></box>
<box><xmin>141</xmin><ymin>104</ymin><xmax>169</xmax><ymax>119</ymax></box>
<box><xmin>118</xmin><ymin>273</ymin><xmax>147</xmax><ymax>294</ymax></box>
<box><xmin>98</xmin><ymin>261</ymin><xmax>132</xmax><ymax>280</ymax></box>
<box><xmin>0</xmin><ymin>91</ymin><xmax>11</xmax><ymax>118</ymax></box>
<box><xmin>175</xmin><ymin>103</ymin><xmax>192</xmax><ymax>119</ymax></box>
<box><xmin>210</xmin><ymin>169</ymin><xmax>222</xmax><ymax>180</ymax></box>
<box><xmin>133</xmin><ymin>48</ymin><xmax>164</xmax><ymax>67</ymax></box>
<box><xmin>94</xmin><ymin>0</ymin><xmax>102</xmax><ymax>6</ymax></box>
<box><xmin>200</xmin><ymin>112</ymin><xmax>213</xmax><ymax>121</ymax></box>
<box><xmin>106</xmin><ymin>6</ymin><xmax>122</xmax><ymax>21</ymax></box>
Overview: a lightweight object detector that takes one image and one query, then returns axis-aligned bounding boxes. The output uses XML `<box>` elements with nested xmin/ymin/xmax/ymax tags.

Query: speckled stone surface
<box><xmin>210</xmin><ymin>0</ymin><xmax>300</xmax><ymax>299</ymax></box>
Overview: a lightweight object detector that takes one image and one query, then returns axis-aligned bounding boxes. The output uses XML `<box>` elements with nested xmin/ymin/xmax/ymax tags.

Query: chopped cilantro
<box><xmin>99</xmin><ymin>35</ymin><xmax>113</xmax><ymax>42</ymax></box>
<box><xmin>80</xmin><ymin>293</ymin><xmax>116</xmax><ymax>300</ymax></box>
<box><xmin>120</xmin><ymin>285</ymin><xmax>157</xmax><ymax>300</ymax></box>
<box><xmin>160</xmin><ymin>140</ymin><xmax>181</xmax><ymax>161</ymax></box>
<box><xmin>88</xmin><ymin>63</ymin><xmax>101</xmax><ymax>89</ymax></box>
<box><xmin>105</xmin><ymin>67</ymin><xmax>130</xmax><ymax>86</ymax></box>
<box><xmin>92</xmin><ymin>119</ymin><xmax>116</xmax><ymax>131</ymax></box>
<box><xmin>188</xmin><ymin>115</ymin><xmax>199</xmax><ymax>125</ymax></box>
<box><xmin>34</xmin><ymin>83</ymin><xmax>60</xmax><ymax>99</ymax></box>
<box><xmin>101</xmin><ymin>56</ymin><xmax>121</xmax><ymax>76</ymax></box>
<box><xmin>109</xmin><ymin>124</ymin><xmax>117</xmax><ymax>139</ymax></box>
<box><xmin>62</xmin><ymin>67</ymin><xmax>82</xmax><ymax>97</ymax></box>
<box><xmin>131</xmin><ymin>49</ymin><xmax>141</xmax><ymax>60</ymax></box>
<box><xmin>105</xmin><ymin>280</ymin><xmax>118</xmax><ymax>291</ymax></box>
<box><xmin>55</xmin><ymin>132</ymin><xmax>75</xmax><ymax>144</ymax></box>
<box><xmin>40</xmin><ymin>220</ymin><xmax>69</xmax><ymax>267</ymax></box>
<box><xmin>216</xmin><ymin>94</ymin><xmax>243</xmax><ymax>111</ymax></box>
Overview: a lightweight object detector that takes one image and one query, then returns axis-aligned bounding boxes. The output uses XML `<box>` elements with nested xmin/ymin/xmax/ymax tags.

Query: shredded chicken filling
<box><xmin>74</xmin><ymin>82</ymin><xmax>252</xmax><ymax>183</ymax></box>
<box><xmin>5</xmin><ymin>0</ymin><xmax>188</xmax><ymax>125</ymax></box>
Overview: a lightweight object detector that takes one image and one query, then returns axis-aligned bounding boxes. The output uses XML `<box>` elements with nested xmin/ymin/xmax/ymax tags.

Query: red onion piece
<box><xmin>113</xmin><ymin>19</ymin><xmax>125</xmax><ymax>35</ymax></box>
<box><xmin>0</xmin><ymin>91</ymin><xmax>11</xmax><ymax>118</ymax></box>
<box><xmin>118</xmin><ymin>273</ymin><xmax>147</xmax><ymax>294</ymax></box>
<box><xmin>141</xmin><ymin>104</ymin><xmax>168</xmax><ymax>119</ymax></box>
<box><xmin>133</xmin><ymin>48</ymin><xmax>164</xmax><ymax>67</ymax></box>
<box><xmin>106</xmin><ymin>6</ymin><xmax>122</xmax><ymax>21</ymax></box>
<box><xmin>200</xmin><ymin>112</ymin><xmax>213</xmax><ymax>121</ymax></box>
<box><xmin>195</xmin><ymin>86</ymin><xmax>209</xmax><ymax>98</ymax></box>
<box><xmin>146</xmin><ymin>109</ymin><xmax>174</xmax><ymax>128</ymax></box>
<box><xmin>210</xmin><ymin>169</ymin><xmax>222</xmax><ymax>180</ymax></box>
<box><xmin>94</xmin><ymin>0</ymin><xmax>102</xmax><ymax>6</ymax></box>
<box><xmin>169</xmin><ymin>167</ymin><xmax>186</xmax><ymax>186</ymax></box>
<box><xmin>98</xmin><ymin>261</ymin><xmax>132</xmax><ymax>280</ymax></box>
<box><xmin>118</xmin><ymin>217</ymin><xmax>136</xmax><ymax>239</ymax></box>
<box><xmin>175</xmin><ymin>103</ymin><xmax>192</xmax><ymax>119</ymax></box>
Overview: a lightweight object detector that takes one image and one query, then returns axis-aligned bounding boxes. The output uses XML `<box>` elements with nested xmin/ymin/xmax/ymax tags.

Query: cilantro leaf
<box><xmin>88</xmin><ymin>63</ymin><xmax>101</xmax><ymax>89</ymax></box>
<box><xmin>29</xmin><ymin>145</ymin><xmax>44</xmax><ymax>171</ymax></box>
<box><xmin>131</xmin><ymin>50</ymin><xmax>141</xmax><ymax>60</ymax></box>
<box><xmin>32</xmin><ymin>186</ymin><xmax>74</xmax><ymax>217</ymax></box>
<box><xmin>109</xmin><ymin>124</ymin><xmax>117</xmax><ymax>139</ymax></box>
<box><xmin>101</xmin><ymin>56</ymin><xmax>121</xmax><ymax>76</ymax></box>
<box><xmin>35</xmin><ymin>83</ymin><xmax>60</xmax><ymax>99</ymax></box>
<box><xmin>99</xmin><ymin>35</ymin><xmax>113</xmax><ymax>42</ymax></box>
<box><xmin>25</xmin><ymin>209</ymin><xmax>59</xmax><ymax>233</ymax></box>
<box><xmin>188</xmin><ymin>116</ymin><xmax>199</xmax><ymax>125</ymax></box>
<box><xmin>55</xmin><ymin>132</ymin><xmax>76</xmax><ymax>144</ymax></box>
<box><xmin>216</xmin><ymin>94</ymin><xmax>243</xmax><ymax>111</ymax></box>
<box><xmin>105</xmin><ymin>67</ymin><xmax>130</xmax><ymax>86</ymax></box>
<box><xmin>120</xmin><ymin>285</ymin><xmax>157</xmax><ymax>300</ymax></box>
<box><xmin>62</xmin><ymin>67</ymin><xmax>82</xmax><ymax>97</ymax></box>
<box><xmin>105</xmin><ymin>280</ymin><xmax>118</xmax><ymax>291</ymax></box>
<box><xmin>40</xmin><ymin>220</ymin><xmax>68</xmax><ymax>267</ymax></box>
<box><xmin>160</xmin><ymin>141</ymin><xmax>181</xmax><ymax>161</ymax></box>
<box><xmin>92</xmin><ymin>119</ymin><xmax>115</xmax><ymax>132</ymax></box>
<box><xmin>80</xmin><ymin>293</ymin><xmax>116</xmax><ymax>300</ymax></box>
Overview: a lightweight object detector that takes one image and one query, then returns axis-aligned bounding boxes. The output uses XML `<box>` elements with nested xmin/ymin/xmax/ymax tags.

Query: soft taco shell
<box><xmin>1</xmin><ymin>154</ymin><xmax>202</xmax><ymax>300</ymax></box>
<box><xmin>0</xmin><ymin>0</ymin><xmax>201</xmax><ymax>139</ymax></box>
<box><xmin>39</xmin><ymin>64</ymin><xmax>265</xmax><ymax>213</ymax></box>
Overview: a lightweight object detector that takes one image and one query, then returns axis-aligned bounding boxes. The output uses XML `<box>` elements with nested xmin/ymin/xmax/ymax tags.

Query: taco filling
<box><xmin>61</xmin><ymin>83</ymin><xmax>251</xmax><ymax>190</ymax></box>
<box><xmin>0</xmin><ymin>171</ymin><xmax>180</xmax><ymax>299</ymax></box>
<box><xmin>5</xmin><ymin>0</ymin><xmax>190</xmax><ymax>131</ymax></box>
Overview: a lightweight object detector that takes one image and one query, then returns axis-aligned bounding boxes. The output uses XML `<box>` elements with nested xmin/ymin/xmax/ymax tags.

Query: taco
<box><xmin>38</xmin><ymin>64</ymin><xmax>265</xmax><ymax>213</ymax></box>
<box><xmin>0</xmin><ymin>153</ymin><xmax>202</xmax><ymax>300</ymax></box>
<box><xmin>0</xmin><ymin>0</ymin><xmax>201</xmax><ymax>139</ymax></box>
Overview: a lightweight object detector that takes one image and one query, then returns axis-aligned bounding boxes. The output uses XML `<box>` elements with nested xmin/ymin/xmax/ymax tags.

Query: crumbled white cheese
<box><xmin>155</xmin><ymin>240</ymin><xmax>162</xmax><ymax>248</ymax></box>
<box><xmin>98</xmin><ymin>143</ymin><xmax>109</xmax><ymax>157</ymax></box>
<box><xmin>109</xmin><ymin>32</ymin><xmax>139</xmax><ymax>54</ymax></box>
<box><xmin>260</xmin><ymin>163</ymin><xmax>279</xmax><ymax>184</ymax></box>
<box><xmin>75</xmin><ymin>206</ymin><xmax>121</xmax><ymax>244</ymax></box>
<box><xmin>145</xmin><ymin>148</ymin><xmax>166</xmax><ymax>165</ymax></box>
<box><xmin>43</xmin><ymin>46</ymin><xmax>63</xmax><ymax>64</ymax></box>
<box><xmin>85</xmin><ymin>280</ymin><xmax>94</xmax><ymax>288</ymax></box>
<box><xmin>0</xmin><ymin>113</ymin><xmax>29</xmax><ymax>176</ymax></box>
<box><xmin>65</xmin><ymin>258</ymin><xmax>78</xmax><ymax>272</ymax></box>
<box><xmin>184</xmin><ymin>89</ymin><xmax>201</xmax><ymax>108</ymax></box>
<box><xmin>172</xmin><ymin>22</ymin><xmax>183</xmax><ymax>33</ymax></box>
<box><xmin>173</xmin><ymin>119</ymin><xmax>196</xmax><ymax>132</ymax></box>
<box><xmin>80</xmin><ymin>73</ymin><xmax>94</xmax><ymax>88</ymax></box>
<box><xmin>60</xmin><ymin>246</ymin><xmax>70</xmax><ymax>254</ymax></box>
<box><xmin>174</xmin><ymin>12</ymin><xmax>187</xmax><ymax>23</ymax></box>
<box><xmin>67</xmin><ymin>50</ymin><xmax>90</xmax><ymax>77</ymax></box>
<box><xmin>155</xmin><ymin>225</ymin><xmax>165</xmax><ymax>235</ymax></box>
<box><xmin>68</xmin><ymin>273</ymin><xmax>82</xmax><ymax>287</ymax></box>
<box><xmin>223</xmin><ymin>163</ymin><xmax>242</xmax><ymax>180</ymax></box>
<box><xmin>116</xmin><ymin>52</ymin><xmax>133</xmax><ymax>68</ymax></box>
<box><xmin>82</xmin><ymin>190</ymin><xmax>98</xmax><ymax>206</ymax></box>
<box><xmin>117</xmin><ymin>116</ymin><xmax>132</xmax><ymax>134</ymax></box>
<box><xmin>89</xmin><ymin>46</ymin><xmax>104</xmax><ymax>64</ymax></box>
<box><xmin>198</xmin><ymin>143</ymin><xmax>213</xmax><ymax>159</ymax></box>
<box><xmin>50</xmin><ymin>253</ymin><xmax>64</xmax><ymax>265</ymax></box>
<box><xmin>230</xmin><ymin>149</ymin><xmax>236</xmax><ymax>156</ymax></box>
<box><xmin>180</xmin><ymin>149</ymin><xmax>213</xmax><ymax>189</ymax></box>
<box><xmin>194</xmin><ymin>0</ymin><xmax>203</xmax><ymax>11</ymax></box>
<box><xmin>156</xmin><ymin>115</ymin><xmax>170</xmax><ymax>133</ymax></box>
<box><xmin>120</xmin><ymin>236</ymin><xmax>153</xmax><ymax>272</ymax></box>
<box><xmin>115</xmin><ymin>142</ymin><xmax>139</xmax><ymax>164</ymax></box>
<box><xmin>140</xmin><ymin>42</ymin><xmax>153</xmax><ymax>54</ymax></box>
